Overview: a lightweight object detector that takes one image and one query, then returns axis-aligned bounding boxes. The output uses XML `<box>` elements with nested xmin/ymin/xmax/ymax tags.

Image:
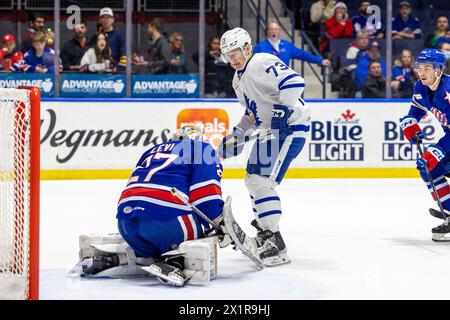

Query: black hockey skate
<box><xmin>81</xmin><ymin>254</ymin><xmax>120</xmax><ymax>276</ymax></box>
<box><xmin>251</xmin><ymin>220</ymin><xmax>290</xmax><ymax>267</ymax></box>
<box><xmin>144</xmin><ymin>261</ymin><xmax>187</xmax><ymax>287</ymax></box>
<box><xmin>142</xmin><ymin>254</ymin><xmax>187</xmax><ymax>287</ymax></box>
<box><xmin>429</xmin><ymin>208</ymin><xmax>450</xmax><ymax>220</ymax></box>
<box><xmin>432</xmin><ymin>221</ymin><xmax>450</xmax><ymax>242</ymax></box>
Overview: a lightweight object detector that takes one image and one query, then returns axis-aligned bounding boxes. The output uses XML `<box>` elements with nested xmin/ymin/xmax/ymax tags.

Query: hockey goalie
<box><xmin>69</xmin><ymin>125</ymin><xmax>263</xmax><ymax>287</ymax></box>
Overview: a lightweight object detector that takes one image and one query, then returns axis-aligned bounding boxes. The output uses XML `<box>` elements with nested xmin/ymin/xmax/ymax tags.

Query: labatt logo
<box><xmin>309</xmin><ymin>109</ymin><xmax>363</xmax><ymax>161</ymax></box>
<box><xmin>177</xmin><ymin>109</ymin><xmax>229</xmax><ymax>148</ymax></box>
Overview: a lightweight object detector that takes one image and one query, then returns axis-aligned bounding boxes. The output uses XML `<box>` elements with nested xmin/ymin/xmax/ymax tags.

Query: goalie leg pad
<box><xmin>68</xmin><ymin>233</ymin><xmax>151</xmax><ymax>278</ymax></box>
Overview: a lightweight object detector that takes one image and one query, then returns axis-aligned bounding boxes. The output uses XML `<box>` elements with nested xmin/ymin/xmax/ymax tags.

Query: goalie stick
<box><xmin>171</xmin><ymin>188</ymin><xmax>264</xmax><ymax>270</ymax></box>
<box><xmin>430</xmin><ymin>208</ymin><xmax>450</xmax><ymax>220</ymax></box>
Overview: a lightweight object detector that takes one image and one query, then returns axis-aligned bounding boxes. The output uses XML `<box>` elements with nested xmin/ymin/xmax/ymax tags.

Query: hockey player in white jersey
<box><xmin>218</xmin><ymin>27</ymin><xmax>310</xmax><ymax>266</ymax></box>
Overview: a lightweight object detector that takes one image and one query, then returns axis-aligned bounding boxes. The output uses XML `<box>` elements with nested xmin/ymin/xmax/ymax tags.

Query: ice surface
<box><xmin>40</xmin><ymin>178</ymin><xmax>450</xmax><ymax>299</ymax></box>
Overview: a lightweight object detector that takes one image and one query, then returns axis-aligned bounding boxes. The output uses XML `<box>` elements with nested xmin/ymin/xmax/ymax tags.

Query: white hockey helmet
<box><xmin>172</xmin><ymin>124</ymin><xmax>203</xmax><ymax>141</ymax></box>
<box><xmin>220</xmin><ymin>27</ymin><xmax>252</xmax><ymax>63</ymax></box>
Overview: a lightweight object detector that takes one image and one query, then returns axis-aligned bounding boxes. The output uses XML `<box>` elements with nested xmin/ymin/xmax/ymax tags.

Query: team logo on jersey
<box><xmin>244</xmin><ymin>93</ymin><xmax>262</xmax><ymax>126</ymax></box>
<box><xmin>123</xmin><ymin>206</ymin><xmax>133</xmax><ymax>214</ymax></box>
<box><xmin>177</xmin><ymin>108</ymin><xmax>229</xmax><ymax>149</ymax></box>
<box><xmin>309</xmin><ymin>110</ymin><xmax>363</xmax><ymax>161</ymax></box>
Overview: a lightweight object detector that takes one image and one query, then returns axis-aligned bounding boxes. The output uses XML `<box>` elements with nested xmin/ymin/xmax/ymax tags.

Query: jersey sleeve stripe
<box><xmin>279</xmin><ymin>83</ymin><xmax>306</xmax><ymax>90</ymax></box>
<box><xmin>411</xmin><ymin>100</ymin><xmax>428</xmax><ymax>113</ymax></box>
<box><xmin>278</xmin><ymin>73</ymin><xmax>301</xmax><ymax>90</ymax></box>
<box><xmin>191</xmin><ymin>195</ymin><xmax>223</xmax><ymax>206</ymax></box>
<box><xmin>189</xmin><ymin>179</ymin><xmax>221</xmax><ymax>192</ymax></box>
<box><xmin>189</xmin><ymin>184</ymin><xmax>222</xmax><ymax>202</ymax></box>
<box><xmin>412</xmin><ymin>96</ymin><xmax>427</xmax><ymax>109</ymax></box>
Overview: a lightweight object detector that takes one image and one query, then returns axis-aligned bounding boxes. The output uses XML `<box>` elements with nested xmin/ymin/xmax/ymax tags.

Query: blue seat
<box><xmin>393</xmin><ymin>39</ymin><xmax>424</xmax><ymax>58</ymax></box>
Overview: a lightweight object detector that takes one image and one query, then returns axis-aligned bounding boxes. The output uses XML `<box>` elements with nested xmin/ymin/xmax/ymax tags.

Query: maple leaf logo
<box><xmin>341</xmin><ymin>109</ymin><xmax>355</xmax><ymax>120</ymax></box>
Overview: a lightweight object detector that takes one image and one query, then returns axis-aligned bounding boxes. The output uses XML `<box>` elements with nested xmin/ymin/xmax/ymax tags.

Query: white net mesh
<box><xmin>0</xmin><ymin>89</ymin><xmax>31</xmax><ymax>300</ymax></box>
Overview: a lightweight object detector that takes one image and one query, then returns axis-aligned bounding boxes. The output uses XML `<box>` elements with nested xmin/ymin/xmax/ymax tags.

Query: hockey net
<box><xmin>0</xmin><ymin>87</ymin><xmax>40</xmax><ymax>300</ymax></box>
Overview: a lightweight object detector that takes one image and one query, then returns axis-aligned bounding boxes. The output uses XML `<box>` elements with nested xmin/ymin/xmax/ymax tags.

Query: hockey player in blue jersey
<box><xmin>399</xmin><ymin>48</ymin><xmax>450</xmax><ymax>241</ymax></box>
<box><xmin>80</xmin><ymin>125</ymin><xmax>230</xmax><ymax>285</ymax></box>
<box><xmin>218</xmin><ymin>28</ymin><xmax>310</xmax><ymax>266</ymax></box>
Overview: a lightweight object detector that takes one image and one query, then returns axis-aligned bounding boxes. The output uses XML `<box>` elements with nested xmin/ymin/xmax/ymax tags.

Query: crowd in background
<box><xmin>1</xmin><ymin>1</ymin><xmax>450</xmax><ymax>99</ymax></box>
<box><xmin>305</xmin><ymin>0</ymin><xmax>450</xmax><ymax>98</ymax></box>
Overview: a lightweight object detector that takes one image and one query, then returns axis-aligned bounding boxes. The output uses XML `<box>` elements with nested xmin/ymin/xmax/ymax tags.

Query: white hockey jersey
<box><xmin>232</xmin><ymin>52</ymin><xmax>310</xmax><ymax>133</ymax></box>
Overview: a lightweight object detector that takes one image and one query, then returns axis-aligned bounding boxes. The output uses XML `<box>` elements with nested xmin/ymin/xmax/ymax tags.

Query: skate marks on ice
<box><xmin>40</xmin><ymin>264</ymin><xmax>320</xmax><ymax>300</ymax></box>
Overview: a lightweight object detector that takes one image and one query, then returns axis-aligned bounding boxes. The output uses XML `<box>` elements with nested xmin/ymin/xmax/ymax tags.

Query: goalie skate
<box><xmin>142</xmin><ymin>262</ymin><xmax>187</xmax><ymax>287</ymax></box>
<box><xmin>222</xmin><ymin>196</ymin><xmax>264</xmax><ymax>270</ymax></box>
<box><xmin>432</xmin><ymin>221</ymin><xmax>450</xmax><ymax>242</ymax></box>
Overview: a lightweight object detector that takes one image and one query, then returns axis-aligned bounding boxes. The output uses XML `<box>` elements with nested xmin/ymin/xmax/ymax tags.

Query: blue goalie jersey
<box><xmin>117</xmin><ymin>139</ymin><xmax>224</xmax><ymax>224</ymax></box>
<box><xmin>405</xmin><ymin>74</ymin><xmax>450</xmax><ymax>152</ymax></box>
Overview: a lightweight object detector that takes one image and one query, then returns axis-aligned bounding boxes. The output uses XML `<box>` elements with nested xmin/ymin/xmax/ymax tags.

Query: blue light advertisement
<box><xmin>132</xmin><ymin>74</ymin><xmax>199</xmax><ymax>98</ymax></box>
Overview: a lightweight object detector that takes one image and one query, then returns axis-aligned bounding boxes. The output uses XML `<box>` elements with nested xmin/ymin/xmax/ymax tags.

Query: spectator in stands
<box><xmin>362</xmin><ymin>60</ymin><xmax>385</xmax><ymax>98</ymax></box>
<box><xmin>90</xmin><ymin>8</ymin><xmax>126</xmax><ymax>70</ymax></box>
<box><xmin>307</xmin><ymin>0</ymin><xmax>335</xmax><ymax>50</ymax></box>
<box><xmin>352</xmin><ymin>1</ymin><xmax>384</xmax><ymax>39</ymax></box>
<box><xmin>438</xmin><ymin>41</ymin><xmax>450</xmax><ymax>73</ymax></box>
<box><xmin>355</xmin><ymin>41</ymin><xmax>386</xmax><ymax>90</ymax></box>
<box><xmin>391</xmin><ymin>49</ymin><xmax>416</xmax><ymax>98</ymax></box>
<box><xmin>320</xmin><ymin>2</ymin><xmax>353</xmax><ymax>54</ymax></box>
<box><xmin>0</xmin><ymin>34</ymin><xmax>23</xmax><ymax>72</ymax></box>
<box><xmin>253</xmin><ymin>21</ymin><xmax>330</xmax><ymax>67</ymax></box>
<box><xmin>310</xmin><ymin>0</ymin><xmax>335</xmax><ymax>24</ymax></box>
<box><xmin>329</xmin><ymin>30</ymin><xmax>369</xmax><ymax>97</ymax></box>
<box><xmin>168</xmin><ymin>32</ymin><xmax>188</xmax><ymax>74</ymax></box>
<box><xmin>80</xmin><ymin>32</ymin><xmax>114</xmax><ymax>73</ymax></box>
<box><xmin>61</xmin><ymin>21</ymin><xmax>88</xmax><ymax>72</ymax></box>
<box><xmin>424</xmin><ymin>16</ymin><xmax>450</xmax><ymax>48</ymax></box>
<box><xmin>132</xmin><ymin>18</ymin><xmax>171</xmax><ymax>74</ymax></box>
<box><xmin>21</xmin><ymin>12</ymin><xmax>54</xmax><ymax>52</ymax></box>
<box><xmin>23</xmin><ymin>31</ymin><xmax>60</xmax><ymax>73</ymax></box>
<box><xmin>192</xmin><ymin>36</ymin><xmax>234</xmax><ymax>98</ymax></box>
<box><xmin>345</xmin><ymin>30</ymin><xmax>370</xmax><ymax>72</ymax></box>
<box><xmin>392</xmin><ymin>1</ymin><xmax>422</xmax><ymax>40</ymax></box>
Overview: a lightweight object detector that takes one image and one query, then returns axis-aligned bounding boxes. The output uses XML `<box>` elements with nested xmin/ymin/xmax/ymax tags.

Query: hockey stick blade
<box><xmin>430</xmin><ymin>208</ymin><xmax>450</xmax><ymax>220</ymax></box>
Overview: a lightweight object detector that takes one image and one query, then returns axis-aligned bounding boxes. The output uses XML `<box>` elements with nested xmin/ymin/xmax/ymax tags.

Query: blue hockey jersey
<box><xmin>117</xmin><ymin>139</ymin><xmax>224</xmax><ymax>223</ymax></box>
<box><xmin>405</xmin><ymin>74</ymin><xmax>450</xmax><ymax>152</ymax></box>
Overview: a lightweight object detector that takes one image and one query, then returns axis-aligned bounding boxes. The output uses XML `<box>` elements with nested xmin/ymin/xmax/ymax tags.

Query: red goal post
<box><xmin>0</xmin><ymin>86</ymin><xmax>40</xmax><ymax>300</ymax></box>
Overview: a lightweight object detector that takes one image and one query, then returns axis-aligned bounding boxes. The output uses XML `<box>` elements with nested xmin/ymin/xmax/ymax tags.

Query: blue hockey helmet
<box><xmin>415</xmin><ymin>48</ymin><xmax>446</xmax><ymax>70</ymax></box>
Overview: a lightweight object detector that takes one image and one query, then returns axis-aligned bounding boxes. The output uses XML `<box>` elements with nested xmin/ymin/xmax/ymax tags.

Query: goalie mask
<box><xmin>172</xmin><ymin>124</ymin><xmax>203</xmax><ymax>141</ymax></box>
